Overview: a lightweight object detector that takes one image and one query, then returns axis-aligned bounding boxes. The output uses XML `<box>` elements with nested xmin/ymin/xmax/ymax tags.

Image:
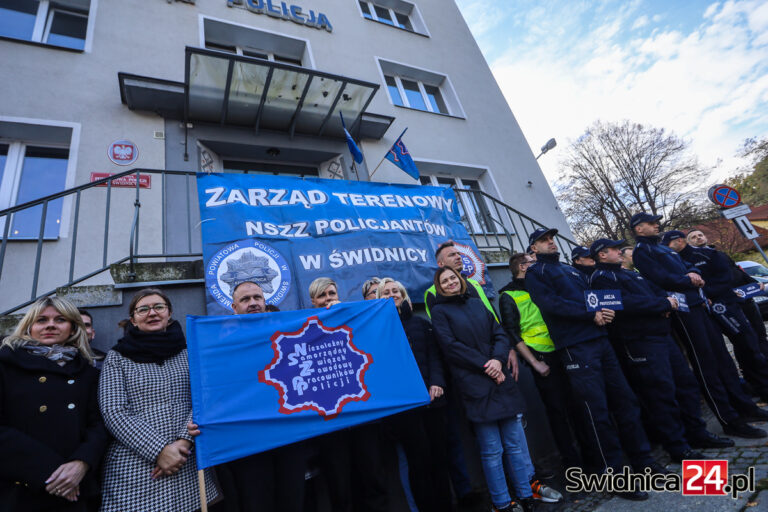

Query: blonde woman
<box><xmin>98</xmin><ymin>288</ymin><xmax>218</xmax><ymax>512</ymax></box>
<box><xmin>0</xmin><ymin>296</ymin><xmax>108</xmax><ymax>511</ymax></box>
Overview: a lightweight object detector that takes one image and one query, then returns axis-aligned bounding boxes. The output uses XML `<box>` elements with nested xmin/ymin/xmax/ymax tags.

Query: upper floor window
<box><xmin>202</xmin><ymin>17</ymin><xmax>310</xmax><ymax>68</ymax></box>
<box><xmin>378</xmin><ymin>59</ymin><xmax>464</xmax><ymax>118</ymax></box>
<box><xmin>0</xmin><ymin>0</ymin><xmax>90</xmax><ymax>51</ymax></box>
<box><xmin>420</xmin><ymin>175</ymin><xmax>498</xmax><ymax>234</ymax></box>
<box><xmin>357</xmin><ymin>0</ymin><xmax>428</xmax><ymax>36</ymax></box>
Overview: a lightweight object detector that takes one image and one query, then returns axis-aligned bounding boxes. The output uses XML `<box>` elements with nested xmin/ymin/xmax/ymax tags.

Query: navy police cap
<box><xmin>630</xmin><ymin>212</ymin><xmax>663</xmax><ymax>228</ymax></box>
<box><xmin>661</xmin><ymin>230</ymin><xmax>686</xmax><ymax>245</ymax></box>
<box><xmin>528</xmin><ymin>227</ymin><xmax>558</xmax><ymax>247</ymax></box>
<box><xmin>590</xmin><ymin>238</ymin><xmax>625</xmax><ymax>257</ymax></box>
<box><xmin>571</xmin><ymin>246</ymin><xmax>591</xmax><ymax>260</ymax></box>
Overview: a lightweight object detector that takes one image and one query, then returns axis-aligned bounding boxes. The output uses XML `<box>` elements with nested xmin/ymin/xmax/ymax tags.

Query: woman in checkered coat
<box><xmin>98</xmin><ymin>288</ymin><xmax>218</xmax><ymax>511</ymax></box>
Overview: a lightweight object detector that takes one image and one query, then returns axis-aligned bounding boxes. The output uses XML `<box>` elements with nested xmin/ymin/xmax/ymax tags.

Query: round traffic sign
<box><xmin>710</xmin><ymin>185</ymin><xmax>741</xmax><ymax>208</ymax></box>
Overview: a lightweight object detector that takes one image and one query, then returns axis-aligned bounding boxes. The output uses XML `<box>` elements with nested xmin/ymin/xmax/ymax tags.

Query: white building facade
<box><xmin>0</xmin><ymin>0</ymin><xmax>574</xmax><ymax>313</ymax></box>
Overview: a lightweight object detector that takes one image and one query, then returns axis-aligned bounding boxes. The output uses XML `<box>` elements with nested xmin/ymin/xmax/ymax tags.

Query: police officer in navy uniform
<box><xmin>630</xmin><ymin>213</ymin><xmax>768</xmax><ymax>438</ymax></box>
<box><xmin>663</xmin><ymin>230</ymin><xmax>768</xmax><ymax>402</ymax></box>
<box><xmin>525</xmin><ymin>227</ymin><xmax>665</xmax><ymax>501</ymax></box>
<box><xmin>570</xmin><ymin>246</ymin><xmax>596</xmax><ymax>277</ymax></box>
<box><xmin>687</xmin><ymin>229</ymin><xmax>768</xmax><ymax>359</ymax></box>
<box><xmin>589</xmin><ymin>238</ymin><xmax>734</xmax><ymax>461</ymax></box>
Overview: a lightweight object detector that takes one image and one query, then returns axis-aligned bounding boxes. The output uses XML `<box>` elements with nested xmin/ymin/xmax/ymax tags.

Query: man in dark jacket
<box><xmin>664</xmin><ymin>231</ymin><xmax>768</xmax><ymax>402</ymax></box>
<box><xmin>631</xmin><ymin>213</ymin><xmax>767</xmax><ymax>438</ymax></box>
<box><xmin>571</xmin><ymin>246</ymin><xmax>596</xmax><ymax>277</ymax></box>
<box><xmin>687</xmin><ymin>229</ymin><xmax>768</xmax><ymax>356</ymax></box>
<box><xmin>589</xmin><ymin>239</ymin><xmax>733</xmax><ymax>460</ymax></box>
<box><xmin>525</xmin><ymin>227</ymin><xmax>663</xmax><ymax>501</ymax></box>
<box><xmin>499</xmin><ymin>252</ymin><xmax>592</xmax><ymax>473</ymax></box>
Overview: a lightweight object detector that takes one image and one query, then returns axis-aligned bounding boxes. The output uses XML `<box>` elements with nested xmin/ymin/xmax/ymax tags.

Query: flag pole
<box><xmin>198</xmin><ymin>470</ymin><xmax>209</xmax><ymax>512</ymax></box>
<box><xmin>369</xmin><ymin>127</ymin><xmax>408</xmax><ymax>180</ymax></box>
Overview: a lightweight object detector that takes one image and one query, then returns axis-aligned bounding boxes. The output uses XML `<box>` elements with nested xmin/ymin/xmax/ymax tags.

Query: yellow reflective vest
<box><xmin>504</xmin><ymin>290</ymin><xmax>554</xmax><ymax>353</ymax></box>
<box><xmin>424</xmin><ymin>278</ymin><xmax>499</xmax><ymax>323</ymax></box>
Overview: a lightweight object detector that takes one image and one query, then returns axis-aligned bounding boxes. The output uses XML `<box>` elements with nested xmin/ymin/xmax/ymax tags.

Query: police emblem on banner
<box><xmin>206</xmin><ymin>239</ymin><xmax>291</xmax><ymax>308</ymax></box>
<box><xmin>454</xmin><ymin>242</ymin><xmax>487</xmax><ymax>284</ymax></box>
<box><xmin>586</xmin><ymin>292</ymin><xmax>600</xmax><ymax>310</ymax></box>
<box><xmin>712</xmin><ymin>303</ymin><xmax>727</xmax><ymax>314</ymax></box>
<box><xmin>259</xmin><ymin>316</ymin><xmax>372</xmax><ymax>420</ymax></box>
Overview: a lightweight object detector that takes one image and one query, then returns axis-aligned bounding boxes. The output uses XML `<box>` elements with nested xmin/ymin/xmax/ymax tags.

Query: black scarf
<box><xmin>113</xmin><ymin>320</ymin><xmax>186</xmax><ymax>364</ymax></box>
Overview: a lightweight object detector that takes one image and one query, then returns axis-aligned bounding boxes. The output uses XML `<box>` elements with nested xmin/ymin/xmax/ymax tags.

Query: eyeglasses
<box><xmin>133</xmin><ymin>303</ymin><xmax>168</xmax><ymax>316</ymax></box>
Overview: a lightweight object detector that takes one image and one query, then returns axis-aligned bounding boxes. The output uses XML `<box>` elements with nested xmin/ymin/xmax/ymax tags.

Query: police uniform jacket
<box><xmin>0</xmin><ymin>346</ymin><xmax>108</xmax><ymax>512</ymax></box>
<box><xmin>399</xmin><ymin>301</ymin><xmax>446</xmax><ymax>392</ymax></box>
<box><xmin>633</xmin><ymin>235</ymin><xmax>704</xmax><ymax>306</ymax></box>
<box><xmin>524</xmin><ymin>252</ymin><xmax>606</xmax><ymax>348</ymax></box>
<box><xmin>573</xmin><ymin>263</ymin><xmax>596</xmax><ymax>277</ymax></box>
<box><xmin>430</xmin><ymin>294</ymin><xmax>525</xmax><ymax>423</ymax></box>
<box><xmin>590</xmin><ymin>262</ymin><xmax>673</xmax><ymax>338</ymax></box>
<box><xmin>678</xmin><ymin>245</ymin><xmax>742</xmax><ymax>304</ymax></box>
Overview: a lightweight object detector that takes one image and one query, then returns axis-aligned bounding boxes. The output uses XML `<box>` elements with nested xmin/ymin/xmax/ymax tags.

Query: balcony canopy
<box><xmin>119</xmin><ymin>47</ymin><xmax>393</xmax><ymax>140</ymax></box>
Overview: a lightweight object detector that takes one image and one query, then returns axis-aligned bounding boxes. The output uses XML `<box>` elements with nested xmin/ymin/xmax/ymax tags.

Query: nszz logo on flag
<box><xmin>682</xmin><ymin>460</ymin><xmax>728</xmax><ymax>496</ymax></box>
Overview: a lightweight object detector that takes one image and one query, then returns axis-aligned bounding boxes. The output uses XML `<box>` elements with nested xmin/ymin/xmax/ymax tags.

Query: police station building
<box><xmin>0</xmin><ymin>0</ymin><xmax>575</xmax><ymax>317</ymax></box>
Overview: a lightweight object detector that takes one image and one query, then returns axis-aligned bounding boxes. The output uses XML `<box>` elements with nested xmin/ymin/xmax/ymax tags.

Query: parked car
<box><xmin>737</xmin><ymin>261</ymin><xmax>768</xmax><ymax>318</ymax></box>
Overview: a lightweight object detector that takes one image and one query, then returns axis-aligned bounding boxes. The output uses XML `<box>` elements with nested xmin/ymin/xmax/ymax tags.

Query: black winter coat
<box><xmin>0</xmin><ymin>346</ymin><xmax>108</xmax><ymax>512</ymax></box>
<box><xmin>430</xmin><ymin>294</ymin><xmax>525</xmax><ymax>423</ymax></box>
<box><xmin>399</xmin><ymin>302</ymin><xmax>446</xmax><ymax>390</ymax></box>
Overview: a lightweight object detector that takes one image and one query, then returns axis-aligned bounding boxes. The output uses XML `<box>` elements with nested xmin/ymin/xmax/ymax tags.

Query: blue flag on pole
<box><xmin>340</xmin><ymin>113</ymin><xmax>363</xmax><ymax>164</ymax></box>
<box><xmin>186</xmin><ymin>299</ymin><xmax>430</xmax><ymax>469</ymax></box>
<box><xmin>385</xmin><ymin>128</ymin><xmax>419</xmax><ymax>180</ymax></box>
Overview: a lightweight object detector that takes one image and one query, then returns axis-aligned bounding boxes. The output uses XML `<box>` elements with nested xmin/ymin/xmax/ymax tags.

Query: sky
<box><xmin>454</xmin><ymin>0</ymin><xmax>768</xmax><ymax>186</ymax></box>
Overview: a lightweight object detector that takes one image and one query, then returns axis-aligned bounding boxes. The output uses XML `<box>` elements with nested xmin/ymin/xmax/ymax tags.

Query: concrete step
<box><xmin>110</xmin><ymin>259</ymin><xmax>204</xmax><ymax>284</ymax></box>
<box><xmin>55</xmin><ymin>284</ymin><xmax>123</xmax><ymax>308</ymax></box>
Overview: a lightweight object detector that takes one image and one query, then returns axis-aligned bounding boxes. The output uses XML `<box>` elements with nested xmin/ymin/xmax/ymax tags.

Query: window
<box><xmin>357</xmin><ymin>1</ymin><xmax>423</xmax><ymax>34</ymax></box>
<box><xmin>378</xmin><ymin>59</ymin><xmax>464</xmax><ymax>117</ymax></box>
<box><xmin>0</xmin><ymin>0</ymin><xmax>90</xmax><ymax>50</ymax></box>
<box><xmin>420</xmin><ymin>175</ymin><xmax>498</xmax><ymax>234</ymax></box>
<box><xmin>203</xmin><ymin>17</ymin><xmax>310</xmax><ymax>68</ymax></box>
<box><xmin>384</xmin><ymin>75</ymin><xmax>449</xmax><ymax>114</ymax></box>
<box><xmin>0</xmin><ymin>143</ymin><xmax>70</xmax><ymax>239</ymax></box>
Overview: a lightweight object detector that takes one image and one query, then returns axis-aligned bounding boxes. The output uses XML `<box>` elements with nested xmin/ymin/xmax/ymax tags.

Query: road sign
<box><xmin>721</xmin><ymin>204</ymin><xmax>752</xmax><ymax>219</ymax></box>
<box><xmin>733</xmin><ymin>216</ymin><xmax>760</xmax><ymax>240</ymax></box>
<box><xmin>709</xmin><ymin>185</ymin><xmax>741</xmax><ymax>208</ymax></box>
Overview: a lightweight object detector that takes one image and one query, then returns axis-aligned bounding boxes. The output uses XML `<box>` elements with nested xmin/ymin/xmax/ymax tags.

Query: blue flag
<box><xmin>340</xmin><ymin>112</ymin><xmax>363</xmax><ymax>164</ymax></box>
<box><xmin>385</xmin><ymin>128</ymin><xmax>419</xmax><ymax>180</ymax></box>
<box><xmin>186</xmin><ymin>299</ymin><xmax>430</xmax><ymax>469</ymax></box>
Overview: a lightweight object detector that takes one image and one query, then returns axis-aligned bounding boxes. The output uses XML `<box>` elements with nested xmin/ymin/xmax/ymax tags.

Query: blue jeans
<box><xmin>474</xmin><ymin>414</ymin><xmax>533</xmax><ymax>507</ymax></box>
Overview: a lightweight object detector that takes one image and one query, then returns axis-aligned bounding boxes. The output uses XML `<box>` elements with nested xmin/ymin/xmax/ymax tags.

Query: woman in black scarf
<box><xmin>0</xmin><ymin>296</ymin><xmax>108</xmax><ymax>511</ymax></box>
<box><xmin>98</xmin><ymin>288</ymin><xmax>218</xmax><ymax>512</ymax></box>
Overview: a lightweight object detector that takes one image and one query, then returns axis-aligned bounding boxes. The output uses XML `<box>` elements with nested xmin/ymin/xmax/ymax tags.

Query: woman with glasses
<box><xmin>98</xmin><ymin>288</ymin><xmax>218</xmax><ymax>512</ymax></box>
<box><xmin>430</xmin><ymin>267</ymin><xmax>536</xmax><ymax>512</ymax></box>
<box><xmin>377</xmin><ymin>278</ymin><xmax>453</xmax><ymax>512</ymax></box>
<box><xmin>0</xmin><ymin>296</ymin><xmax>108</xmax><ymax>511</ymax></box>
<box><xmin>362</xmin><ymin>278</ymin><xmax>381</xmax><ymax>300</ymax></box>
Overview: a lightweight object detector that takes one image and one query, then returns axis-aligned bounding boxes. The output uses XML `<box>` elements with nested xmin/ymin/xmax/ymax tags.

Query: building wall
<box><xmin>0</xmin><ymin>0</ymin><xmax>571</xmax><ymax>312</ymax></box>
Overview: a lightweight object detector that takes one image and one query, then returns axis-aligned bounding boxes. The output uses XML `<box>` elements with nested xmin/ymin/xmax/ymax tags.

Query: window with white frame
<box><xmin>203</xmin><ymin>18</ymin><xmax>308</xmax><ymax>67</ymax></box>
<box><xmin>357</xmin><ymin>0</ymin><xmax>427</xmax><ymax>35</ymax></box>
<box><xmin>378</xmin><ymin>59</ymin><xmax>463</xmax><ymax>117</ymax></box>
<box><xmin>0</xmin><ymin>0</ymin><xmax>90</xmax><ymax>51</ymax></box>
<box><xmin>420</xmin><ymin>175</ymin><xmax>498</xmax><ymax>234</ymax></box>
<box><xmin>0</xmin><ymin>142</ymin><xmax>70</xmax><ymax>239</ymax></box>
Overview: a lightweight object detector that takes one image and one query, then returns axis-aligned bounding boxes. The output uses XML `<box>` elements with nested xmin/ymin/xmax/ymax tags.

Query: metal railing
<box><xmin>453</xmin><ymin>188</ymin><xmax>578</xmax><ymax>257</ymax></box>
<box><xmin>0</xmin><ymin>169</ymin><xmax>576</xmax><ymax>314</ymax></box>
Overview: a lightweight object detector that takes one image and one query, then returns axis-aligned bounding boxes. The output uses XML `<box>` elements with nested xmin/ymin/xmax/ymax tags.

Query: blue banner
<box><xmin>668</xmin><ymin>292</ymin><xmax>689</xmax><ymax>312</ymax></box>
<box><xmin>734</xmin><ymin>283</ymin><xmax>765</xmax><ymax>299</ymax></box>
<box><xmin>186</xmin><ymin>299</ymin><xmax>430</xmax><ymax>469</ymax></box>
<box><xmin>584</xmin><ymin>289</ymin><xmax>624</xmax><ymax>311</ymax></box>
<box><xmin>197</xmin><ymin>173</ymin><xmax>493</xmax><ymax>314</ymax></box>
